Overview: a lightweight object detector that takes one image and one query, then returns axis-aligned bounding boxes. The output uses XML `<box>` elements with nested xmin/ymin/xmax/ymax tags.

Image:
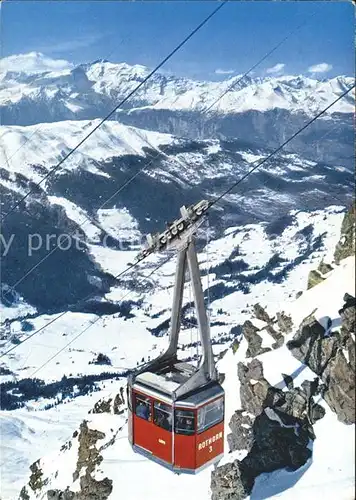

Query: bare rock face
<box><xmin>56</xmin><ymin>421</ymin><xmax>113</xmax><ymax>500</ymax></box>
<box><xmin>287</xmin><ymin>317</ymin><xmax>335</xmax><ymax>375</ymax></box>
<box><xmin>243</xmin><ymin>305</ymin><xmax>287</xmax><ymax>357</ymax></box>
<box><xmin>76</xmin><ymin>475</ymin><xmax>113</xmax><ymax>500</ymax></box>
<box><xmin>287</xmin><ymin>296</ymin><xmax>355</xmax><ymax>424</ymax></box>
<box><xmin>318</xmin><ymin>260</ymin><xmax>333</xmax><ymax>275</ymax></box>
<box><xmin>334</xmin><ymin>202</ymin><xmax>355</xmax><ymax>264</ymax></box>
<box><xmin>29</xmin><ymin>459</ymin><xmax>48</xmax><ymax>492</ymax></box>
<box><xmin>47</xmin><ymin>488</ymin><xmax>75</xmax><ymax>499</ymax></box>
<box><xmin>238</xmin><ymin>359</ymin><xmax>271</xmax><ymax>417</ymax></box>
<box><xmin>22</xmin><ymin>420</ymin><xmax>114</xmax><ymax>500</ymax></box>
<box><xmin>89</xmin><ymin>388</ymin><xmax>125</xmax><ymax>415</ymax></box>
<box><xmin>213</xmin><ymin>357</ymin><xmax>324</xmax><ymax>500</ymax></box>
<box><xmin>73</xmin><ymin>421</ymin><xmax>106</xmax><ymax>482</ymax></box>
<box><xmin>307</xmin><ymin>269</ymin><xmax>325</xmax><ymax>289</ymax></box>
<box><xmin>212</xmin><ymin>404</ymin><xmax>314</xmax><ymax>500</ymax></box>
<box><xmin>253</xmin><ymin>304</ymin><xmax>273</xmax><ymax>323</ymax></box>
<box><xmin>90</xmin><ymin>398</ymin><xmax>112</xmax><ymax>414</ymax></box>
<box><xmin>307</xmin><ymin>260</ymin><xmax>334</xmax><ymax>291</ymax></box>
<box><xmin>242</xmin><ymin>321</ymin><xmax>271</xmax><ymax>358</ymax></box>
<box><xmin>322</xmin><ymin>350</ymin><xmax>355</xmax><ymax>424</ymax></box>
<box><xmin>339</xmin><ymin>293</ymin><xmax>356</xmax><ymax>334</ymax></box>
<box><xmin>227</xmin><ymin>410</ymin><xmax>254</xmax><ymax>453</ymax></box>
<box><xmin>211</xmin><ymin>461</ymin><xmax>253</xmax><ymax>500</ymax></box>
<box><xmin>19</xmin><ymin>460</ymin><xmax>49</xmax><ymax>499</ymax></box>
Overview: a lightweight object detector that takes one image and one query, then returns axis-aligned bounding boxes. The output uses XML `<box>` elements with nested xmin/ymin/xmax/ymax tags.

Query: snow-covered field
<box><xmin>1</xmin><ymin>207</ymin><xmax>344</xmax><ymax>382</ymax></box>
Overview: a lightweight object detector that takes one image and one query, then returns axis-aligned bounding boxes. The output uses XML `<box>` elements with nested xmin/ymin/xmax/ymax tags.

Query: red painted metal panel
<box><xmin>132</xmin><ymin>389</ymin><xmax>225</xmax><ymax>471</ymax></box>
<box><xmin>133</xmin><ymin>414</ymin><xmax>154</xmax><ymax>453</ymax></box>
<box><xmin>195</xmin><ymin>421</ymin><xmax>224</xmax><ymax>469</ymax></box>
<box><xmin>132</xmin><ymin>390</ymin><xmax>173</xmax><ymax>464</ymax></box>
<box><xmin>149</xmin><ymin>423</ymin><xmax>173</xmax><ymax>464</ymax></box>
<box><xmin>174</xmin><ymin>433</ymin><xmax>196</xmax><ymax>469</ymax></box>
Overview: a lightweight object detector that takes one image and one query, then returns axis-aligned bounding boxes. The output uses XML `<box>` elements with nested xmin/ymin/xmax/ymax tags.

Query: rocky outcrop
<box><xmin>287</xmin><ymin>295</ymin><xmax>355</xmax><ymax>424</ymax></box>
<box><xmin>307</xmin><ymin>269</ymin><xmax>325</xmax><ymax>289</ymax></box>
<box><xmin>28</xmin><ymin>460</ymin><xmax>48</xmax><ymax>492</ymax></box>
<box><xmin>227</xmin><ymin>411</ymin><xmax>254</xmax><ymax>453</ymax></box>
<box><xmin>253</xmin><ymin>304</ymin><xmax>272</xmax><ymax>323</ymax></box>
<box><xmin>19</xmin><ymin>390</ymin><xmax>128</xmax><ymax>499</ymax></box>
<box><xmin>317</xmin><ymin>260</ymin><xmax>333</xmax><ymax>275</ymax></box>
<box><xmin>211</xmin><ymin>461</ymin><xmax>252</xmax><ymax>500</ymax></box>
<box><xmin>238</xmin><ymin>360</ymin><xmax>270</xmax><ymax>417</ymax></box>
<box><xmin>212</xmin><ymin>404</ymin><xmax>313</xmax><ymax>500</ymax></box>
<box><xmin>242</xmin><ymin>304</ymin><xmax>288</xmax><ymax>357</ymax></box>
<box><xmin>242</xmin><ymin>321</ymin><xmax>271</xmax><ymax>358</ymax></box>
<box><xmin>276</xmin><ymin>311</ymin><xmax>293</xmax><ymax>335</ymax></box>
<box><xmin>227</xmin><ymin>360</ymin><xmax>270</xmax><ymax>453</ymax></box>
<box><xmin>287</xmin><ymin>315</ymin><xmax>333</xmax><ymax>375</ymax></box>
<box><xmin>89</xmin><ymin>388</ymin><xmax>125</xmax><ymax>415</ymax></box>
<box><xmin>215</xmin><ymin>358</ymin><xmax>324</xmax><ymax>500</ymax></box>
<box><xmin>45</xmin><ymin>421</ymin><xmax>113</xmax><ymax>500</ymax></box>
<box><xmin>73</xmin><ymin>421</ymin><xmax>106</xmax><ymax>482</ymax></box>
<box><xmin>307</xmin><ymin>260</ymin><xmax>334</xmax><ymax>290</ymax></box>
<box><xmin>334</xmin><ymin>202</ymin><xmax>355</xmax><ymax>264</ymax></box>
<box><xmin>19</xmin><ymin>459</ymin><xmax>50</xmax><ymax>498</ymax></box>
<box><xmin>22</xmin><ymin>420</ymin><xmax>113</xmax><ymax>500</ymax></box>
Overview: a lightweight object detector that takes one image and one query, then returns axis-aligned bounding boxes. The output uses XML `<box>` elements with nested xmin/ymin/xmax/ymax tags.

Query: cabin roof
<box><xmin>133</xmin><ymin>370</ymin><xmax>224</xmax><ymax>407</ymax></box>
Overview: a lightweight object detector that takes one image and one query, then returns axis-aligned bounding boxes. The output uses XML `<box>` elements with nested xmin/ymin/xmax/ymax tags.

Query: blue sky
<box><xmin>2</xmin><ymin>1</ymin><xmax>354</xmax><ymax>80</ymax></box>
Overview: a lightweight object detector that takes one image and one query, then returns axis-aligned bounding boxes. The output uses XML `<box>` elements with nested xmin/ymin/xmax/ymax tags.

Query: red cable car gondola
<box><xmin>127</xmin><ymin>202</ymin><xmax>225</xmax><ymax>474</ymax></box>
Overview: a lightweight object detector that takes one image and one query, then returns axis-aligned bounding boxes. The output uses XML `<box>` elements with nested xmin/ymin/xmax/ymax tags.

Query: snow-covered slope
<box><xmin>217</xmin><ymin>255</ymin><xmax>355</xmax><ymax>500</ymax></box>
<box><xmin>7</xmin><ymin>252</ymin><xmax>354</xmax><ymax>500</ymax></box>
<box><xmin>2</xmin><ymin>114</ymin><xmax>352</xmax><ymax>314</ymax></box>
<box><xmin>0</xmin><ymin>205</ymin><xmax>346</xmax><ymax>381</ymax></box>
<box><xmin>0</xmin><ymin>119</ymin><xmax>175</xmax><ymax>184</ymax></box>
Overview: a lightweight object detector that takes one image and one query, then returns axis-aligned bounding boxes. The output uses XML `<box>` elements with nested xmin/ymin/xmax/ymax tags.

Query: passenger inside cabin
<box><xmin>158</xmin><ymin>412</ymin><xmax>172</xmax><ymax>431</ymax></box>
<box><xmin>185</xmin><ymin>418</ymin><xmax>194</xmax><ymax>431</ymax></box>
<box><xmin>136</xmin><ymin>401</ymin><xmax>149</xmax><ymax>420</ymax></box>
<box><xmin>176</xmin><ymin>415</ymin><xmax>194</xmax><ymax>434</ymax></box>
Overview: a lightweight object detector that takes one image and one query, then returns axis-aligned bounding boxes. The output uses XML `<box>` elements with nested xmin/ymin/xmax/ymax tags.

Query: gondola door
<box><xmin>151</xmin><ymin>400</ymin><xmax>173</xmax><ymax>465</ymax></box>
<box><xmin>133</xmin><ymin>391</ymin><xmax>153</xmax><ymax>453</ymax></box>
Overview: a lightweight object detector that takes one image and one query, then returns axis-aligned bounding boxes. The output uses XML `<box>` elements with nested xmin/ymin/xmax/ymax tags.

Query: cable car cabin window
<box><xmin>175</xmin><ymin>409</ymin><xmax>195</xmax><ymax>436</ymax></box>
<box><xmin>134</xmin><ymin>394</ymin><xmax>151</xmax><ymax>421</ymax></box>
<box><xmin>153</xmin><ymin>401</ymin><xmax>172</xmax><ymax>431</ymax></box>
<box><xmin>197</xmin><ymin>398</ymin><xmax>224</xmax><ymax>434</ymax></box>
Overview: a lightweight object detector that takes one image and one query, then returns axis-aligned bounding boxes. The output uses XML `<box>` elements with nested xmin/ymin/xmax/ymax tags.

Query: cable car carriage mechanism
<box><xmin>127</xmin><ymin>201</ymin><xmax>225</xmax><ymax>474</ymax></box>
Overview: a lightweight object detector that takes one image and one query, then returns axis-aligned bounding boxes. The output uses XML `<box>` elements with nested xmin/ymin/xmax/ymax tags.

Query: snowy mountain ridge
<box><xmin>1</xmin><ymin>52</ymin><xmax>353</xmax><ymax>125</ymax></box>
<box><xmin>1</xmin><ymin>115</ymin><xmax>353</xmax><ymax>314</ymax></box>
<box><xmin>2</xmin><ymin>52</ymin><xmax>353</xmax><ymax>169</ymax></box>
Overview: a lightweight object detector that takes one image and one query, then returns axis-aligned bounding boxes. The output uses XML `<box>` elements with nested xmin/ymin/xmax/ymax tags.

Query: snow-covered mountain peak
<box><xmin>85</xmin><ymin>59</ymin><xmax>150</xmax><ymax>82</ymax></box>
<box><xmin>0</xmin><ymin>119</ymin><xmax>176</xmax><ymax>183</ymax></box>
<box><xmin>1</xmin><ymin>53</ymin><xmax>354</xmax><ymax>126</ymax></box>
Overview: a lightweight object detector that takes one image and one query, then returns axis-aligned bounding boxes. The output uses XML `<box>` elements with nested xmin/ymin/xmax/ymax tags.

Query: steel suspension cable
<box><xmin>1</xmin><ymin>1</ymin><xmax>226</xmax><ymax>223</ymax></box>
